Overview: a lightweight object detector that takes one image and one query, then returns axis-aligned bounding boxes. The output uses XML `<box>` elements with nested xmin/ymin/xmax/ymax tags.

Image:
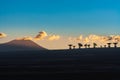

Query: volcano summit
<box><xmin>0</xmin><ymin>40</ymin><xmax>47</xmax><ymax>52</ymax></box>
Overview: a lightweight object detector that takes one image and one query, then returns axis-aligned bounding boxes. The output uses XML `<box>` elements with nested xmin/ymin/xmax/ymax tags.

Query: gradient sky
<box><xmin>0</xmin><ymin>0</ymin><xmax>120</xmax><ymax>49</ymax></box>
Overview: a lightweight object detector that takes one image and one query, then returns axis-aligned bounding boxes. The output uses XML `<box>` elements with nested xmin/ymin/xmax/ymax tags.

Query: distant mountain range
<box><xmin>0</xmin><ymin>40</ymin><xmax>47</xmax><ymax>52</ymax></box>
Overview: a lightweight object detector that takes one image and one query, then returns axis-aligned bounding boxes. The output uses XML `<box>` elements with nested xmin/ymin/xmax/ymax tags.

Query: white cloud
<box><xmin>16</xmin><ymin>36</ymin><xmax>33</xmax><ymax>40</ymax></box>
<box><xmin>0</xmin><ymin>33</ymin><xmax>7</xmax><ymax>38</ymax></box>
<box><xmin>68</xmin><ymin>34</ymin><xmax>120</xmax><ymax>47</ymax></box>
<box><xmin>48</xmin><ymin>35</ymin><xmax>60</xmax><ymax>41</ymax></box>
<box><xmin>34</xmin><ymin>31</ymin><xmax>47</xmax><ymax>41</ymax></box>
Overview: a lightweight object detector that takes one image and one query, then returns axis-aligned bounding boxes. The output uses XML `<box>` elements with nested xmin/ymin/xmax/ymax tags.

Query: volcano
<box><xmin>0</xmin><ymin>40</ymin><xmax>47</xmax><ymax>52</ymax></box>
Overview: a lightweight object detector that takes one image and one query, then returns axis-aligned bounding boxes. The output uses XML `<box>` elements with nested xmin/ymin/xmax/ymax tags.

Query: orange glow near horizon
<box><xmin>0</xmin><ymin>31</ymin><xmax>120</xmax><ymax>49</ymax></box>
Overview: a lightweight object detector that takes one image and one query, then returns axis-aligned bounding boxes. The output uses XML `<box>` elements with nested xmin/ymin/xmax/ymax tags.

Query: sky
<box><xmin>0</xmin><ymin>0</ymin><xmax>120</xmax><ymax>49</ymax></box>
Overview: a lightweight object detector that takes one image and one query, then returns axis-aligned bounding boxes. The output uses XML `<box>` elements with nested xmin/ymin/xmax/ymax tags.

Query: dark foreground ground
<box><xmin>0</xmin><ymin>48</ymin><xmax>120</xmax><ymax>80</ymax></box>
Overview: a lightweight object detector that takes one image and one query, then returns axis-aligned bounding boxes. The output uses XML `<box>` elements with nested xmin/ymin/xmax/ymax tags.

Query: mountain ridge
<box><xmin>0</xmin><ymin>40</ymin><xmax>47</xmax><ymax>52</ymax></box>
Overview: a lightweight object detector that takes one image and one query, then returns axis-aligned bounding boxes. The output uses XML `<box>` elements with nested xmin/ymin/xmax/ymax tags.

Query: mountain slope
<box><xmin>0</xmin><ymin>40</ymin><xmax>47</xmax><ymax>52</ymax></box>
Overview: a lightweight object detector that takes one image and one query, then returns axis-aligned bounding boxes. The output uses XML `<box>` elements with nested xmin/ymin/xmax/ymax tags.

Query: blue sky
<box><xmin>0</xmin><ymin>0</ymin><xmax>120</xmax><ymax>49</ymax></box>
<box><xmin>0</xmin><ymin>0</ymin><xmax>120</xmax><ymax>35</ymax></box>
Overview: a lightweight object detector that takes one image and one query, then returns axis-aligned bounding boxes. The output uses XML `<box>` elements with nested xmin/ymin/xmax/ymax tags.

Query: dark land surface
<box><xmin>0</xmin><ymin>48</ymin><xmax>120</xmax><ymax>80</ymax></box>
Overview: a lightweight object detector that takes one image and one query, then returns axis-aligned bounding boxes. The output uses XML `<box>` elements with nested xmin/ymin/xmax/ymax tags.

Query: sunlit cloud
<box><xmin>83</xmin><ymin>35</ymin><xmax>108</xmax><ymax>44</ymax></box>
<box><xmin>14</xmin><ymin>31</ymin><xmax>61</xmax><ymax>41</ymax></box>
<box><xmin>109</xmin><ymin>35</ymin><xmax>120</xmax><ymax>42</ymax></box>
<box><xmin>76</xmin><ymin>35</ymin><xmax>83</xmax><ymax>41</ymax></box>
<box><xmin>16</xmin><ymin>36</ymin><xmax>33</xmax><ymax>40</ymax></box>
<box><xmin>0</xmin><ymin>33</ymin><xmax>7</xmax><ymax>38</ymax></box>
<box><xmin>68</xmin><ymin>34</ymin><xmax>120</xmax><ymax>47</ymax></box>
<box><xmin>34</xmin><ymin>31</ymin><xmax>60</xmax><ymax>41</ymax></box>
<box><xmin>48</xmin><ymin>35</ymin><xmax>60</xmax><ymax>41</ymax></box>
<box><xmin>34</xmin><ymin>31</ymin><xmax>47</xmax><ymax>41</ymax></box>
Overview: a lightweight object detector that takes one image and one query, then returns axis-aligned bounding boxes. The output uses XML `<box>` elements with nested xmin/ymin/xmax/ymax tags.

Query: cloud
<box><xmin>69</xmin><ymin>34</ymin><xmax>120</xmax><ymax>47</ymax></box>
<box><xmin>34</xmin><ymin>31</ymin><xmax>60</xmax><ymax>41</ymax></box>
<box><xmin>76</xmin><ymin>35</ymin><xmax>83</xmax><ymax>41</ymax></box>
<box><xmin>16</xmin><ymin>36</ymin><xmax>33</xmax><ymax>40</ymax></box>
<box><xmin>108</xmin><ymin>35</ymin><xmax>120</xmax><ymax>42</ymax></box>
<box><xmin>34</xmin><ymin>31</ymin><xmax>47</xmax><ymax>41</ymax></box>
<box><xmin>48</xmin><ymin>35</ymin><xmax>60</xmax><ymax>41</ymax></box>
<box><xmin>75</xmin><ymin>34</ymin><xmax>112</xmax><ymax>43</ymax></box>
<box><xmin>15</xmin><ymin>31</ymin><xmax>60</xmax><ymax>41</ymax></box>
<box><xmin>0</xmin><ymin>33</ymin><xmax>7</xmax><ymax>38</ymax></box>
<box><xmin>84</xmin><ymin>35</ymin><xmax>108</xmax><ymax>43</ymax></box>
